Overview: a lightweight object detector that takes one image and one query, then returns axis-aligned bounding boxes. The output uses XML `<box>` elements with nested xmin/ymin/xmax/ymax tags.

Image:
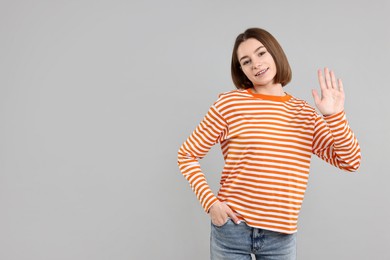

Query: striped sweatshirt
<box><xmin>177</xmin><ymin>89</ymin><xmax>361</xmax><ymax>234</ymax></box>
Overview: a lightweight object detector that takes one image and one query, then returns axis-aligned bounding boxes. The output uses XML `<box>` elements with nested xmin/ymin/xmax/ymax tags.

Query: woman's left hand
<box><xmin>312</xmin><ymin>67</ymin><xmax>345</xmax><ymax>116</ymax></box>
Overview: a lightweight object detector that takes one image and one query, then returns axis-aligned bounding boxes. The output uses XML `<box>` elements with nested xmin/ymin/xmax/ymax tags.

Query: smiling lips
<box><xmin>255</xmin><ymin>68</ymin><xmax>269</xmax><ymax>77</ymax></box>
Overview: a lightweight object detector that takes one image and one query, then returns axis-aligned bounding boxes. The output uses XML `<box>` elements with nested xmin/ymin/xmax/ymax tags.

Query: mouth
<box><xmin>255</xmin><ymin>68</ymin><xmax>269</xmax><ymax>77</ymax></box>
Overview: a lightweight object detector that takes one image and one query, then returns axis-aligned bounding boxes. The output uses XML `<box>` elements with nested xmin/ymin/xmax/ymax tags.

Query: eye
<box><xmin>242</xmin><ymin>60</ymin><xmax>250</xmax><ymax>66</ymax></box>
<box><xmin>258</xmin><ymin>51</ymin><xmax>266</xmax><ymax>56</ymax></box>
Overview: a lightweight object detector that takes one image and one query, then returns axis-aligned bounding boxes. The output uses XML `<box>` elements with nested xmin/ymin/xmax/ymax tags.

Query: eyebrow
<box><xmin>239</xmin><ymin>46</ymin><xmax>265</xmax><ymax>62</ymax></box>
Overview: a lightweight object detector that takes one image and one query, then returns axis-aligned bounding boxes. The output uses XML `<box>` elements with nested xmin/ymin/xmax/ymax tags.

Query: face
<box><xmin>237</xmin><ymin>38</ymin><xmax>278</xmax><ymax>88</ymax></box>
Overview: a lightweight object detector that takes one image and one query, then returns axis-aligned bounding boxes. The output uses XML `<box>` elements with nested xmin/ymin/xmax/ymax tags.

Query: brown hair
<box><xmin>231</xmin><ymin>28</ymin><xmax>292</xmax><ymax>89</ymax></box>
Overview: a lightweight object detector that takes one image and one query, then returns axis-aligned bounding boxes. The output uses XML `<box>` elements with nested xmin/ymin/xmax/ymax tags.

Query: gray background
<box><xmin>1</xmin><ymin>0</ymin><xmax>389</xmax><ymax>259</ymax></box>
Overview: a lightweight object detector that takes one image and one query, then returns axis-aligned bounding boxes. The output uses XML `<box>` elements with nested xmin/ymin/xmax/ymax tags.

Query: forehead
<box><xmin>237</xmin><ymin>38</ymin><xmax>265</xmax><ymax>58</ymax></box>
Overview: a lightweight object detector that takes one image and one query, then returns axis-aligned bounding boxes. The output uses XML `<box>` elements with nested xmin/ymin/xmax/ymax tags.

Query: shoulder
<box><xmin>218</xmin><ymin>89</ymin><xmax>250</xmax><ymax>99</ymax></box>
<box><xmin>286</xmin><ymin>93</ymin><xmax>318</xmax><ymax>114</ymax></box>
<box><xmin>214</xmin><ymin>89</ymin><xmax>251</xmax><ymax>105</ymax></box>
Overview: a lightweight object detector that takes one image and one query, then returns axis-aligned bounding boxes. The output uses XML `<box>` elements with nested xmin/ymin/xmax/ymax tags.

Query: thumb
<box><xmin>225</xmin><ymin>206</ymin><xmax>240</xmax><ymax>224</ymax></box>
<box><xmin>312</xmin><ymin>89</ymin><xmax>320</xmax><ymax>106</ymax></box>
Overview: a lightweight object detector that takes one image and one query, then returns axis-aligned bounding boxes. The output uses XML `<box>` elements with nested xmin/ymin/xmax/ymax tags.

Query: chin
<box><xmin>254</xmin><ymin>80</ymin><xmax>273</xmax><ymax>87</ymax></box>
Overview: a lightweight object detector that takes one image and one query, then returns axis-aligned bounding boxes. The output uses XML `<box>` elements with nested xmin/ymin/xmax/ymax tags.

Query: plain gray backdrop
<box><xmin>1</xmin><ymin>0</ymin><xmax>389</xmax><ymax>259</ymax></box>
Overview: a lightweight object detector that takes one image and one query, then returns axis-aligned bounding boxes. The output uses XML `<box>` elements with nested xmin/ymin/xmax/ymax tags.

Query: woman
<box><xmin>177</xmin><ymin>28</ymin><xmax>361</xmax><ymax>259</ymax></box>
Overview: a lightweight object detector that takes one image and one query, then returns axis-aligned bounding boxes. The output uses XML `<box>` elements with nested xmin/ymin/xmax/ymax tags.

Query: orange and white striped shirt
<box><xmin>177</xmin><ymin>89</ymin><xmax>361</xmax><ymax>234</ymax></box>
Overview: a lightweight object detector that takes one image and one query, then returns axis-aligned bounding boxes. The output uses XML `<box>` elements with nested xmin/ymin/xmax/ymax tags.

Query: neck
<box><xmin>252</xmin><ymin>83</ymin><xmax>285</xmax><ymax>96</ymax></box>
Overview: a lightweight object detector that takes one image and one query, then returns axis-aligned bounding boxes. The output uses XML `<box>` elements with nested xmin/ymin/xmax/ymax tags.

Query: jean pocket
<box><xmin>211</xmin><ymin>217</ymin><xmax>231</xmax><ymax>228</ymax></box>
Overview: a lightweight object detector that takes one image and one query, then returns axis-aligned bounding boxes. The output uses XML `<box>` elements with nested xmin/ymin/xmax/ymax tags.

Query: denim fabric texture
<box><xmin>210</xmin><ymin>219</ymin><xmax>296</xmax><ymax>260</ymax></box>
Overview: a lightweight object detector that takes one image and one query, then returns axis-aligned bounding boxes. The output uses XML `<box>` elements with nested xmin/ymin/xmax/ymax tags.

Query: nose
<box><xmin>252</xmin><ymin>59</ymin><xmax>261</xmax><ymax>70</ymax></box>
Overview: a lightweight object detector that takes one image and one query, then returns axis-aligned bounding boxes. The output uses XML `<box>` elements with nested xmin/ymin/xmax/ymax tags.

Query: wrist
<box><xmin>208</xmin><ymin>200</ymin><xmax>221</xmax><ymax>214</ymax></box>
<box><xmin>323</xmin><ymin>109</ymin><xmax>344</xmax><ymax>118</ymax></box>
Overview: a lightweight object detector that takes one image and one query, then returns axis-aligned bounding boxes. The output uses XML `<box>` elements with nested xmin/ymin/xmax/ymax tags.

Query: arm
<box><xmin>178</xmin><ymin>103</ymin><xmax>240</xmax><ymax>225</ymax></box>
<box><xmin>312</xmin><ymin>111</ymin><xmax>361</xmax><ymax>171</ymax></box>
<box><xmin>177</xmin><ymin>104</ymin><xmax>228</xmax><ymax>212</ymax></box>
<box><xmin>311</xmin><ymin>68</ymin><xmax>361</xmax><ymax>171</ymax></box>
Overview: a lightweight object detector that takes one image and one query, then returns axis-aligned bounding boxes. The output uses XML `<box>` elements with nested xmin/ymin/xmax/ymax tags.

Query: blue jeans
<box><xmin>210</xmin><ymin>219</ymin><xmax>297</xmax><ymax>260</ymax></box>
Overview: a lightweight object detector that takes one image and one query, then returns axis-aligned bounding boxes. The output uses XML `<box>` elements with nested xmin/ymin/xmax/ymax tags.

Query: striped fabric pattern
<box><xmin>177</xmin><ymin>89</ymin><xmax>361</xmax><ymax>234</ymax></box>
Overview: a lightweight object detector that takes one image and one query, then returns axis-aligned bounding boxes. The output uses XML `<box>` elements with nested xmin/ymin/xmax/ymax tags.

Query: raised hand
<box><xmin>312</xmin><ymin>68</ymin><xmax>345</xmax><ymax>116</ymax></box>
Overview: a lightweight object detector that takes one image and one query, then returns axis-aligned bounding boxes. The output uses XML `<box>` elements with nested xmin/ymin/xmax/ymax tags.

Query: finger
<box><xmin>338</xmin><ymin>78</ymin><xmax>344</xmax><ymax>92</ymax></box>
<box><xmin>317</xmin><ymin>69</ymin><xmax>327</xmax><ymax>91</ymax></box>
<box><xmin>324</xmin><ymin>67</ymin><xmax>332</xmax><ymax>89</ymax></box>
<box><xmin>225</xmin><ymin>206</ymin><xmax>240</xmax><ymax>224</ymax></box>
<box><xmin>330</xmin><ymin>70</ymin><xmax>338</xmax><ymax>89</ymax></box>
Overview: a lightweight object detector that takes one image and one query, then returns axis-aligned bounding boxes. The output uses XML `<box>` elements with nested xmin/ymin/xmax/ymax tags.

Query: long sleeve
<box><xmin>177</xmin><ymin>104</ymin><xmax>229</xmax><ymax>212</ymax></box>
<box><xmin>178</xmin><ymin>89</ymin><xmax>362</xmax><ymax>234</ymax></box>
<box><xmin>312</xmin><ymin>110</ymin><xmax>361</xmax><ymax>172</ymax></box>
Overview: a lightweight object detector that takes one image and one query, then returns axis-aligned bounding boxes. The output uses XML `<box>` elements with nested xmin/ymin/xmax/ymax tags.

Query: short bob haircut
<box><xmin>231</xmin><ymin>28</ymin><xmax>292</xmax><ymax>89</ymax></box>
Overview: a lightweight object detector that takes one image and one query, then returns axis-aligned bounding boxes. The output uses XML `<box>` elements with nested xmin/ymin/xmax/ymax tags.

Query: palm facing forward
<box><xmin>312</xmin><ymin>68</ymin><xmax>345</xmax><ymax>116</ymax></box>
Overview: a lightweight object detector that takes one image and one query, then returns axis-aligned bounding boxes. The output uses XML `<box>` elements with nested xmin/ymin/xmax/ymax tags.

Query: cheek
<box><xmin>241</xmin><ymin>69</ymin><xmax>252</xmax><ymax>79</ymax></box>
